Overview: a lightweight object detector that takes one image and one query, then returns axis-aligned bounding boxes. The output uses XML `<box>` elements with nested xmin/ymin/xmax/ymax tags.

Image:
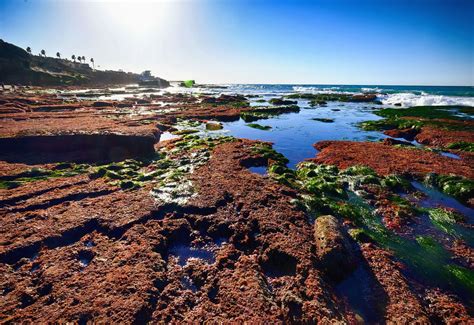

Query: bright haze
<box><xmin>1</xmin><ymin>0</ymin><xmax>473</xmax><ymax>85</ymax></box>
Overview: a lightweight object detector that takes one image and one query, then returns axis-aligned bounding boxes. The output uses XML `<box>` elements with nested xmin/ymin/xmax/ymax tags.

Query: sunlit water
<box><xmin>222</xmin><ymin>100</ymin><xmax>386</xmax><ymax>168</ymax></box>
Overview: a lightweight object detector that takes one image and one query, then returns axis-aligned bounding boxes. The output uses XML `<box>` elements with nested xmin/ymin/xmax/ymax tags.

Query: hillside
<box><xmin>0</xmin><ymin>39</ymin><xmax>169</xmax><ymax>87</ymax></box>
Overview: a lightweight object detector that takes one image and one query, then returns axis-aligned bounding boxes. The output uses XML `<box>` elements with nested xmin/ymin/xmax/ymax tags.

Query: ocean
<box><xmin>168</xmin><ymin>84</ymin><xmax>474</xmax><ymax>107</ymax></box>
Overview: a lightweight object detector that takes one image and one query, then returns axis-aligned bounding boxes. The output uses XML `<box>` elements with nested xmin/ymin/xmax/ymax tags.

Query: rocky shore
<box><xmin>0</xmin><ymin>86</ymin><xmax>473</xmax><ymax>323</ymax></box>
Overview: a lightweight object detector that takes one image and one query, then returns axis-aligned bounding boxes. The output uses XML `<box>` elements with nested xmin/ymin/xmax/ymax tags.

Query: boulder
<box><xmin>382</xmin><ymin>138</ymin><xmax>414</xmax><ymax>146</ymax></box>
<box><xmin>314</xmin><ymin>215</ymin><xmax>357</xmax><ymax>281</ymax></box>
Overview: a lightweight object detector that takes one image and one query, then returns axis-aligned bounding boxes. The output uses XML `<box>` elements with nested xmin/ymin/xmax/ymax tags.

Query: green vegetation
<box><xmin>205</xmin><ymin>122</ymin><xmax>223</xmax><ymax>130</ymax></box>
<box><xmin>445</xmin><ymin>141</ymin><xmax>474</xmax><ymax>152</ymax></box>
<box><xmin>246</xmin><ymin>123</ymin><xmax>272</xmax><ymax>130</ymax></box>
<box><xmin>359</xmin><ymin>105</ymin><xmax>474</xmax><ymax>132</ymax></box>
<box><xmin>424</xmin><ymin>173</ymin><xmax>474</xmax><ymax>205</ymax></box>
<box><xmin>375</xmin><ymin>105</ymin><xmax>464</xmax><ymax>120</ymax></box>
<box><xmin>445</xmin><ymin>265</ymin><xmax>474</xmax><ymax>293</ymax></box>
<box><xmin>381</xmin><ymin>174</ymin><xmax>412</xmax><ymax>191</ymax></box>
<box><xmin>0</xmin><ymin>164</ymin><xmax>89</xmax><ymax>189</ymax></box>
<box><xmin>172</xmin><ymin>129</ymin><xmax>199</xmax><ymax>136</ymax></box>
<box><xmin>240</xmin><ymin>105</ymin><xmax>300</xmax><ymax>122</ymax></box>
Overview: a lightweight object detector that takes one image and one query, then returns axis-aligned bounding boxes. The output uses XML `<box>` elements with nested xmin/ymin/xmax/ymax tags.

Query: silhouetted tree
<box><xmin>40</xmin><ymin>49</ymin><xmax>46</xmax><ymax>57</ymax></box>
<box><xmin>90</xmin><ymin>58</ymin><xmax>95</xmax><ymax>68</ymax></box>
<box><xmin>56</xmin><ymin>52</ymin><xmax>61</xmax><ymax>59</ymax></box>
<box><xmin>72</xmin><ymin>54</ymin><xmax>76</xmax><ymax>62</ymax></box>
<box><xmin>82</xmin><ymin>56</ymin><xmax>86</xmax><ymax>62</ymax></box>
<box><xmin>26</xmin><ymin>47</ymin><xmax>32</xmax><ymax>54</ymax></box>
<box><xmin>78</xmin><ymin>56</ymin><xmax>82</xmax><ymax>63</ymax></box>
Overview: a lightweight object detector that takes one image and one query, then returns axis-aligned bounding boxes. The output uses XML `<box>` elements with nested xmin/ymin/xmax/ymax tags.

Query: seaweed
<box><xmin>445</xmin><ymin>141</ymin><xmax>474</xmax><ymax>152</ymax></box>
<box><xmin>0</xmin><ymin>164</ymin><xmax>89</xmax><ymax>189</ymax></box>
<box><xmin>246</xmin><ymin>123</ymin><xmax>272</xmax><ymax>130</ymax></box>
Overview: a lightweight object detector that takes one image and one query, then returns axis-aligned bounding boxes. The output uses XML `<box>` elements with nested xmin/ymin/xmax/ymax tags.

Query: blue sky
<box><xmin>1</xmin><ymin>0</ymin><xmax>473</xmax><ymax>85</ymax></box>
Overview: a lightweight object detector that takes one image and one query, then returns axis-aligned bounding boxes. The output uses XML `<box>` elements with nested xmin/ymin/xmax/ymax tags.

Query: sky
<box><xmin>0</xmin><ymin>0</ymin><xmax>473</xmax><ymax>85</ymax></box>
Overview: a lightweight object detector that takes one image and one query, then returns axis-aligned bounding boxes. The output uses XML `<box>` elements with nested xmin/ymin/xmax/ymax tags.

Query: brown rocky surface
<box><xmin>0</xmin><ymin>137</ymin><xmax>353</xmax><ymax>323</ymax></box>
<box><xmin>415</xmin><ymin>125</ymin><xmax>474</xmax><ymax>148</ymax></box>
<box><xmin>311</xmin><ymin>140</ymin><xmax>474</xmax><ymax>179</ymax></box>
<box><xmin>1</xmin><ymin>90</ymin><xmax>473</xmax><ymax>323</ymax></box>
<box><xmin>360</xmin><ymin>243</ymin><xmax>430</xmax><ymax>323</ymax></box>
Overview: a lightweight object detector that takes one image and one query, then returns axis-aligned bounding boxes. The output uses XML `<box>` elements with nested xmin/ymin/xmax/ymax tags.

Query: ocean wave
<box><xmin>380</xmin><ymin>92</ymin><xmax>474</xmax><ymax>107</ymax></box>
<box><xmin>292</xmin><ymin>86</ymin><xmax>356</xmax><ymax>94</ymax></box>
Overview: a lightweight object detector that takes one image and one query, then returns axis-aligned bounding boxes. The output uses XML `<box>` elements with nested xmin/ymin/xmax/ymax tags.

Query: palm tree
<box><xmin>71</xmin><ymin>54</ymin><xmax>76</xmax><ymax>62</ymax></box>
<box><xmin>90</xmin><ymin>58</ymin><xmax>95</xmax><ymax>68</ymax></box>
<box><xmin>56</xmin><ymin>52</ymin><xmax>61</xmax><ymax>59</ymax></box>
<box><xmin>40</xmin><ymin>49</ymin><xmax>46</xmax><ymax>57</ymax></box>
<box><xmin>26</xmin><ymin>47</ymin><xmax>32</xmax><ymax>54</ymax></box>
<box><xmin>78</xmin><ymin>56</ymin><xmax>82</xmax><ymax>63</ymax></box>
<box><xmin>82</xmin><ymin>56</ymin><xmax>86</xmax><ymax>62</ymax></box>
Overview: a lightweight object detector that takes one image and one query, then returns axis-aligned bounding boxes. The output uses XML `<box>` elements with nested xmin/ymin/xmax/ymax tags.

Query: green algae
<box><xmin>0</xmin><ymin>164</ymin><xmax>89</xmax><ymax>189</ymax></box>
<box><xmin>375</xmin><ymin>106</ymin><xmax>464</xmax><ymax>120</ymax></box>
<box><xmin>249</xmin><ymin>145</ymin><xmax>474</xmax><ymax>298</ymax></box>
<box><xmin>424</xmin><ymin>174</ymin><xmax>474</xmax><ymax>205</ymax></box>
<box><xmin>359</xmin><ymin>105</ymin><xmax>474</xmax><ymax>132</ymax></box>
<box><xmin>381</xmin><ymin>174</ymin><xmax>412</xmax><ymax>191</ymax></box>
<box><xmin>445</xmin><ymin>265</ymin><xmax>474</xmax><ymax>294</ymax></box>
<box><xmin>252</xmin><ymin>143</ymin><xmax>289</xmax><ymax>166</ymax></box>
<box><xmin>172</xmin><ymin>129</ymin><xmax>199</xmax><ymax>136</ymax></box>
<box><xmin>445</xmin><ymin>141</ymin><xmax>474</xmax><ymax>152</ymax></box>
<box><xmin>205</xmin><ymin>122</ymin><xmax>223</xmax><ymax>131</ymax></box>
<box><xmin>246</xmin><ymin>123</ymin><xmax>272</xmax><ymax>130</ymax></box>
<box><xmin>359</xmin><ymin>118</ymin><xmax>422</xmax><ymax>131</ymax></box>
<box><xmin>240</xmin><ymin>105</ymin><xmax>300</xmax><ymax>122</ymax></box>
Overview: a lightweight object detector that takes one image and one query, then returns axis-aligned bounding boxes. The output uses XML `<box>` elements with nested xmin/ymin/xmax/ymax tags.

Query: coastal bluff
<box><xmin>0</xmin><ymin>39</ymin><xmax>169</xmax><ymax>87</ymax></box>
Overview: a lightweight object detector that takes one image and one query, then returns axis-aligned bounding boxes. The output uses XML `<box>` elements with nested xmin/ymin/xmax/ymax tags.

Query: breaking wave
<box><xmin>379</xmin><ymin>92</ymin><xmax>474</xmax><ymax>107</ymax></box>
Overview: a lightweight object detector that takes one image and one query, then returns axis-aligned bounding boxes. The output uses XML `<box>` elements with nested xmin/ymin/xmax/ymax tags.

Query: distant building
<box><xmin>140</xmin><ymin>70</ymin><xmax>153</xmax><ymax>81</ymax></box>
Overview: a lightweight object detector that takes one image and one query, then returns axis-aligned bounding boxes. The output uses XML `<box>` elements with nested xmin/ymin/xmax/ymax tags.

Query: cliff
<box><xmin>0</xmin><ymin>39</ymin><xmax>169</xmax><ymax>87</ymax></box>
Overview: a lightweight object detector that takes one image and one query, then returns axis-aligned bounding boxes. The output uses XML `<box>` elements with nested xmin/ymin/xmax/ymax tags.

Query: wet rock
<box><xmin>382</xmin><ymin>137</ymin><xmax>414</xmax><ymax>146</ymax></box>
<box><xmin>422</xmin><ymin>288</ymin><xmax>471</xmax><ymax>323</ymax></box>
<box><xmin>311</xmin><ymin>141</ymin><xmax>473</xmax><ymax>179</ymax></box>
<box><xmin>383</xmin><ymin>128</ymin><xmax>419</xmax><ymax>141</ymax></box>
<box><xmin>314</xmin><ymin>215</ymin><xmax>356</xmax><ymax>281</ymax></box>
<box><xmin>269</xmin><ymin>98</ymin><xmax>297</xmax><ymax>106</ymax></box>
<box><xmin>311</xmin><ymin>118</ymin><xmax>334</xmax><ymax>123</ymax></box>
<box><xmin>205</xmin><ymin>122</ymin><xmax>223</xmax><ymax>131</ymax></box>
<box><xmin>92</xmin><ymin>101</ymin><xmax>114</xmax><ymax>107</ymax></box>
<box><xmin>350</xmin><ymin>94</ymin><xmax>377</xmax><ymax>102</ymax></box>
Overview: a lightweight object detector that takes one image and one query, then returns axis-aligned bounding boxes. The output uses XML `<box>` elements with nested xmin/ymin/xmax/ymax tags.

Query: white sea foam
<box><xmin>292</xmin><ymin>86</ymin><xmax>355</xmax><ymax>94</ymax></box>
<box><xmin>380</xmin><ymin>92</ymin><xmax>474</xmax><ymax>107</ymax></box>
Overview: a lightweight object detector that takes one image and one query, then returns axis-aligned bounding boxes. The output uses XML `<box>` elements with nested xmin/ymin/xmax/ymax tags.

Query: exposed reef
<box><xmin>0</xmin><ymin>88</ymin><xmax>473</xmax><ymax>323</ymax></box>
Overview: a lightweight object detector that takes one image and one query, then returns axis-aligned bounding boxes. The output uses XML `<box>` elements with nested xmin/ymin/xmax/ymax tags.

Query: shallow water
<box><xmin>168</xmin><ymin>244</ymin><xmax>215</xmax><ymax>266</ymax></box>
<box><xmin>248</xmin><ymin>166</ymin><xmax>267</xmax><ymax>175</ymax></box>
<box><xmin>410</xmin><ymin>181</ymin><xmax>474</xmax><ymax>221</ymax></box>
<box><xmin>222</xmin><ymin>100</ymin><xmax>386</xmax><ymax>168</ymax></box>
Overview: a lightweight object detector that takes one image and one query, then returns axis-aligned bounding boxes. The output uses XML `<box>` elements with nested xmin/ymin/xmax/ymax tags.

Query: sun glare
<box><xmin>99</xmin><ymin>1</ymin><xmax>175</xmax><ymax>37</ymax></box>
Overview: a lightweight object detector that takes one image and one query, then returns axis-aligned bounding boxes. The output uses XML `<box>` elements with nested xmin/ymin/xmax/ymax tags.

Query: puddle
<box><xmin>409</xmin><ymin>181</ymin><xmax>474</xmax><ymax>221</ymax></box>
<box><xmin>261</xmin><ymin>250</ymin><xmax>297</xmax><ymax>278</ymax></box>
<box><xmin>168</xmin><ymin>244</ymin><xmax>215</xmax><ymax>267</ymax></box>
<box><xmin>78</xmin><ymin>250</ymin><xmax>94</xmax><ymax>268</ymax></box>
<box><xmin>439</xmin><ymin>151</ymin><xmax>461</xmax><ymax>160</ymax></box>
<box><xmin>85</xmin><ymin>240</ymin><xmax>95</xmax><ymax>248</ymax></box>
<box><xmin>248</xmin><ymin>166</ymin><xmax>267</xmax><ymax>175</ymax></box>
<box><xmin>335</xmin><ymin>264</ymin><xmax>383</xmax><ymax>323</ymax></box>
<box><xmin>159</xmin><ymin>132</ymin><xmax>180</xmax><ymax>142</ymax></box>
<box><xmin>181</xmin><ymin>275</ymin><xmax>198</xmax><ymax>293</ymax></box>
